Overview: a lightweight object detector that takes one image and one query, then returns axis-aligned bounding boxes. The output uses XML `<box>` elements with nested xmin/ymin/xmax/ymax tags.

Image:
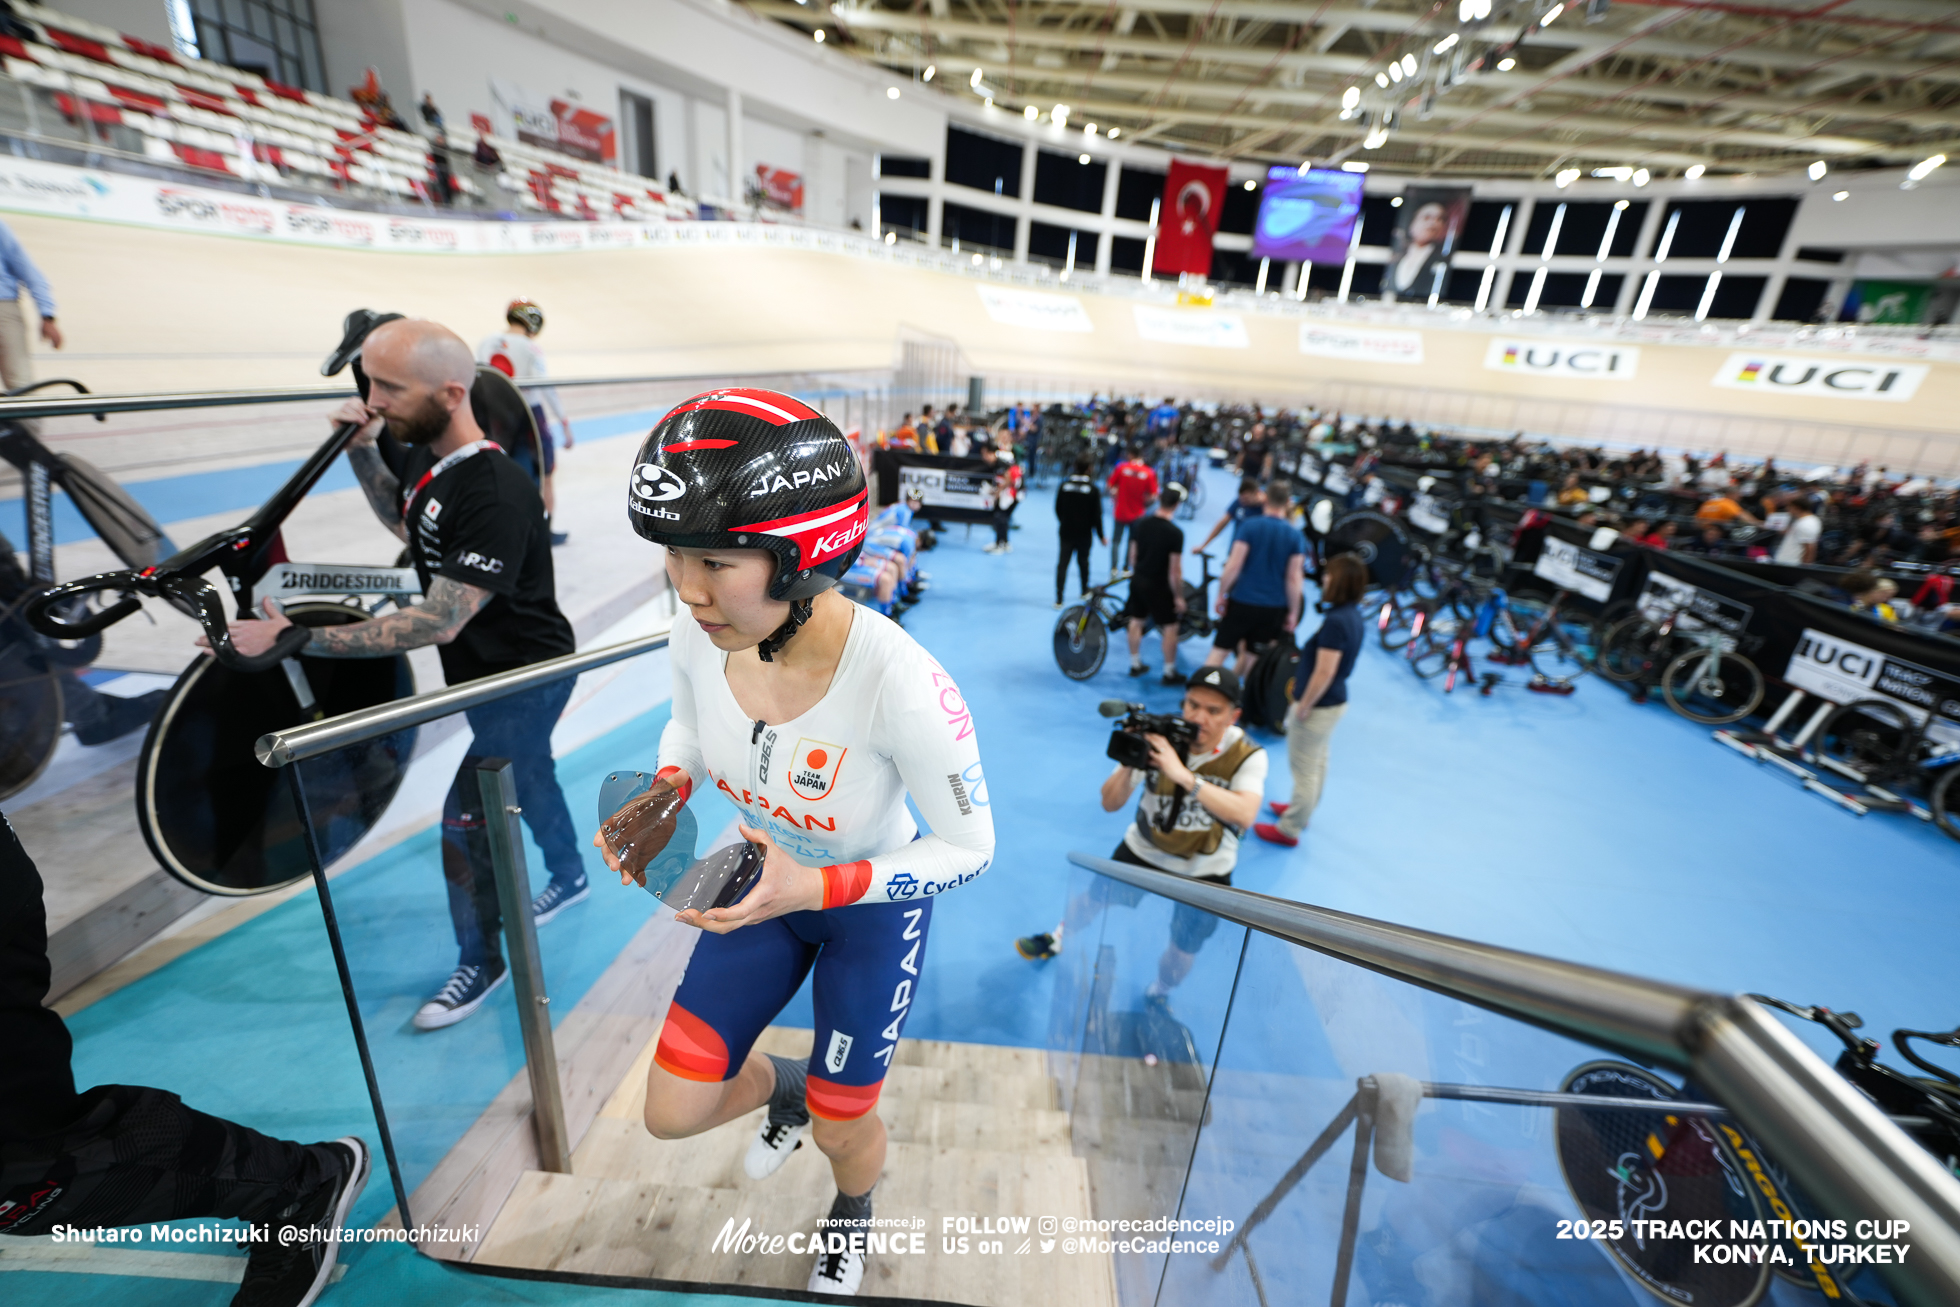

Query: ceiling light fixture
<box><xmin>1541</xmin><ymin>3</ymin><xmax>1565</xmax><ymax>24</ymax></box>
<box><xmin>1907</xmin><ymin>153</ymin><xmax>1945</xmax><ymax>181</ymax></box>
<box><xmin>1024</xmin><ymin>104</ymin><xmax>1038</xmax><ymax>120</ymax></box>
<box><xmin>1341</xmin><ymin>86</ymin><xmax>1360</xmax><ymax>109</ymax></box>
<box><xmin>1079</xmin><ymin>153</ymin><xmax>1091</xmax><ymax>164</ymax></box>
<box><xmin>1807</xmin><ymin>160</ymin><xmax>1827</xmax><ymax>181</ymax></box>
<box><xmin>970</xmin><ymin>67</ymin><xmax>983</xmax><ymax>88</ymax></box>
<box><xmin>1434</xmin><ymin>34</ymin><xmax>1459</xmax><ymax>54</ymax></box>
<box><xmin>1085</xmin><ymin>122</ymin><xmax>1097</xmax><ymax>136</ymax></box>
<box><xmin>1401</xmin><ymin>54</ymin><xmax>1418</xmax><ymax>75</ymax></box>
<box><xmin>1555</xmin><ymin>167</ymin><xmax>1579</xmax><ymax>188</ymax></box>
<box><xmin>1052</xmin><ymin>104</ymin><xmax>1070</xmax><ymax>127</ymax></box>
<box><xmin>1459</xmin><ymin>0</ymin><xmax>1492</xmax><ymax>18</ymax></box>
<box><xmin>1496</xmin><ymin>56</ymin><xmax>1516</xmax><ymax>71</ymax></box>
<box><xmin>1342</xmin><ymin>161</ymin><xmax>1369</xmax><ymax>172</ymax></box>
<box><xmin>1390</xmin><ymin>196</ymin><xmax>1404</xmax><ymax>207</ymax></box>
<box><xmin>1684</xmin><ymin>163</ymin><xmax>1706</xmax><ymax>180</ymax></box>
<box><xmin>1389</xmin><ymin>63</ymin><xmax>1403</xmax><ymax>83</ymax></box>
<box><xmin>887</xmin><ymin>87</ymin><xmax>900</xmax><ymax>99</ymax></box>
<box><xmin>1591</xmin><ymin>166</ymin><xmax>1632</xmax><ymax>180</ymax></box>
<box><xmin>884</xmin><ymin>231</ymin><xmax>896</xmax><ymax>244</ymax></box>
<box><xmin>1632</xmin><ymin>168</ymin><xmax>1650</xmax><ymax>186</ymax></box>
<box><xmin>1364</xmin><ymin>129</ymin><xmax>1388</xmax><ymax>149</ymax></box>
<box><xmin>813</xmin><ymin>28</ymin><xmax>824</xmax><ymax>42</ymax></box>
<box><xmin>983</xmin><ymin>96</ymin><xmax>993</xmax><ymax>108</ymax></box>
<box><xmin>1243</xmin><ymin>179</ymin><xmax>1256</xmax><ymax>191</ymax></box>
<box><xmin>923</xmin><ymin>65</ymin><xmax>935</xmax><ymax>82</ymax></box>
<box><xmin>1108</xmin><ymin>127</ymin><xmax>1120</xmax><ymax>139</ymax></box>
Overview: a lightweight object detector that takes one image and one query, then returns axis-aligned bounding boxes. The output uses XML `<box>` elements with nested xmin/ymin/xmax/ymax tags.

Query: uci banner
<box><xmin>1710</xmin><ymin>352</ymin><xmax>1928</xmax><ymax>402</ymax></box>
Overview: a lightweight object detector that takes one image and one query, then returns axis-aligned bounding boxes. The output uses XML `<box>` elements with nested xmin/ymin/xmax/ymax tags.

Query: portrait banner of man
<box><xmin>1384</xmin><ymin>186</ymin><xmax>1471</xmax><ymax>303</ymax></box>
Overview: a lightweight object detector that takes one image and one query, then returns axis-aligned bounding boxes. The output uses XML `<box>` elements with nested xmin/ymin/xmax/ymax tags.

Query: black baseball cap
<box><xmin>1186</xmin><ymin>666</ymin><xmax>1242</xmax><ymax>706</ymax></box>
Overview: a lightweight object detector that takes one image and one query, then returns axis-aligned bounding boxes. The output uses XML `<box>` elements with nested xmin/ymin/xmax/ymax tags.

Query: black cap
<box><xmin>1186</xmin><ymin>666</ymin><xmax>1242</xmax><ymax>706</ymax></box>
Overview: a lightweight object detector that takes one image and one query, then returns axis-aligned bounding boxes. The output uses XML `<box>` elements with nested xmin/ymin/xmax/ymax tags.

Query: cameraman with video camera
<box><xmin>1015</xmin><ymin>667</ymin><xmax>1266</xmax><ymax>1000</ymax></box>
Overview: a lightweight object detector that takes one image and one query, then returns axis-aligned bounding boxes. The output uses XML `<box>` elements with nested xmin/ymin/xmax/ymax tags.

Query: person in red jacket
<box><xmin>1108</xmin><ymin>445</ymin><xmax>1160</xmax><ymax>572</ymax></box>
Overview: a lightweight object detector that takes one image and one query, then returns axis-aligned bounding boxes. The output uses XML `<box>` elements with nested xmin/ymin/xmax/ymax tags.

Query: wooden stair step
<box><xmin>477</xmin><ymin>1153</ymin><xmax>1115</xmax><ymax>1306</ymax></box>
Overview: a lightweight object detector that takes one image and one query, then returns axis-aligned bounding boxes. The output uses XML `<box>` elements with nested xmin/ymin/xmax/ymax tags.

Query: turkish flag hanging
<box><xmin>1153</xmin><ymin>160</ymin><xmax>1229</xmax><ymax>277</ymax></box>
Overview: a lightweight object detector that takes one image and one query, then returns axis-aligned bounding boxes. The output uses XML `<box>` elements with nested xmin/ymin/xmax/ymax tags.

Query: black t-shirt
<box><xmin>1297</xmin><ymin>602</ymin><xmax>1364</xmax><ymax>707</ymax></box>
<box><xmin>401</xmin><ymin>443</ymin><xmax>575</xmax><ymax>684</ymax></box>
<box><xmin>1129</xmin><ymin>514</ymin><xmax>1184</xmax><ymax>593</ymax></box>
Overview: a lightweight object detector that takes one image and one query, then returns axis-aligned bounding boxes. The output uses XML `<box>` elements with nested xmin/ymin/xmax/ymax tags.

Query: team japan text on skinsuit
<box><xmin>657</xmin><ymin>604</ymin><xmax>995</xmax><ymax>907</ymax></box>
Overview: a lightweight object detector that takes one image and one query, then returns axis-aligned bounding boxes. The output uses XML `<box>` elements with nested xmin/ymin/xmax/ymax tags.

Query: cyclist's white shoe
<box><xmin>808</xmin><ymin>1236</ymin><xmax>866</xmax><ymax>1295</ymax></box>
<box><xmin>744</xmin><ymin>1115</ymin><xmax>806</xmax><ymax>1179</ymax></box>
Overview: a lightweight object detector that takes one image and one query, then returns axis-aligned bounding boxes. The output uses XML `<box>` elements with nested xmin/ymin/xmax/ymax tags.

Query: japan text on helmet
<box><xmin>628</xmin><ymin>388</ymin><xmax>868</xmax><ymax>601</ymax></box>
<box><xmin>506</xmin><ymin>299</ymin><xmax>544</xmax><ymax>333</ymax></box>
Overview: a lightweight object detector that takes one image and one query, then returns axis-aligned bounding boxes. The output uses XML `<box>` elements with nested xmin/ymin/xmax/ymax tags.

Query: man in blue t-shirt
<box><xmin>1205</xmin><ymin>481</ymin><xmax>1304</xmax><ymax>674</ymax></box>
<box><xmin>1197</xmin><ymin>477</ymin><xmax>1266</xmax><ymax>553</ymax></box>
<box><xmin>1147</xmin><ymin>397</ymin><xmax>1180</xmax><ymax>438</ymax></box>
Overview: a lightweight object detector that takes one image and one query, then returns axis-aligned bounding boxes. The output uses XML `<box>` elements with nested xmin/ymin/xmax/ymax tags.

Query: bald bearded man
<box><xmin>222</xmin><ymin>319</ymin><xmax>580</xmax><ymax>1028</ymax></box>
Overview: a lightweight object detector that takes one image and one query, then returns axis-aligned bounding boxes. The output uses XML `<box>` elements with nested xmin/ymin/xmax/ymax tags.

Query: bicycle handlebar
<box><xmin>26</xmin><ymin>568</ymin><xmax>312</xmax><ymax>673</ymax></box>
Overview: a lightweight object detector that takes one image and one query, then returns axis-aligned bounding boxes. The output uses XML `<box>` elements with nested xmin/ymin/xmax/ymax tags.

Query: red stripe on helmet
<box><xmin>672</xmin><ymin>388</ymin><xmax>822</xmax><ymax>426</ymax></box>
<box><xmin>738</xmin><ymin>491</ymin><xmax>870</xmax><ymax>570</ymax></box>
<box><xmin>663</xmin><ymin>438</ymin><xmax>739</xmax><ymax>452</ymax></box>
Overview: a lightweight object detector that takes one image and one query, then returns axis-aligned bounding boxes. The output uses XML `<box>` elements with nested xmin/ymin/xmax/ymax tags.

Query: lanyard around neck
<box><xmin>400</xmin><ymin>439</ymin><xmax>501</xmax><ymax>520</ymax></box>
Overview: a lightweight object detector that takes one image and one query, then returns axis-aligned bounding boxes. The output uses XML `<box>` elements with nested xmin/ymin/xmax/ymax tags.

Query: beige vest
<box><xmin>1136</xmin><ymin>734</ymin><xmax>1260</xmax><ymax>858</ymax></box>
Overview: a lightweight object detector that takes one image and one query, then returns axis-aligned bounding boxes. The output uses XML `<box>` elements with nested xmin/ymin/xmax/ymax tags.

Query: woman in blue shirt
<box><xmin>1255</xmin><ymin>552</ymin><xmax>1367</xmax><ymax>848</ymax></box>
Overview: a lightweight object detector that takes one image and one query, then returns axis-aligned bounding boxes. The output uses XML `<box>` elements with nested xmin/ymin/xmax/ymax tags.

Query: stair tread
<box><xmin>477</xmin><ymin>1161</ymin><xmax>1114</xmax><ymax>1306</ymax></box>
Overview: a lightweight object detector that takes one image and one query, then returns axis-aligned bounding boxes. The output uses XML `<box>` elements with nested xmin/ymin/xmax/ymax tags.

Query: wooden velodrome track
<box><xmin>4</xmin><ymin>212</ymin><xmax>1959</xmax><ymax>473</ymax></box>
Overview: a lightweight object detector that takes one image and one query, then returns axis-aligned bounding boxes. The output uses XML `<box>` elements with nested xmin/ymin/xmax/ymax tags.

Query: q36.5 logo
<box><xmin>633</xmin><ymin>464</ymin><xmax>688</xmax><ymax>503</ymax></box>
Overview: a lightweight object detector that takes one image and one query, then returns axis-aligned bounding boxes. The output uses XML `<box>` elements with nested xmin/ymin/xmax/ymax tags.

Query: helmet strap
<box><xmin>756</xmin><ymin>597</ymin><xmax>814</xmax><ymax>662</ymax></box>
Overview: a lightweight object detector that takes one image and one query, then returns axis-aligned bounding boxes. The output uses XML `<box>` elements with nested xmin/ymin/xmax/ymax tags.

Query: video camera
<box><xmin>1098</xmin><ymin>699</ymin><xmax>1199</xmax><ymax>771</ymax></box>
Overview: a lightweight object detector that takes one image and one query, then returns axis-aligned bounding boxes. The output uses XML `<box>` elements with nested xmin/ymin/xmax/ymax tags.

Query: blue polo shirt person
<box><xmin>1206</xmin><ymin>481</ymin><xmax>1305</xmax><ymax>674</ymax></box>
<box><xmin>0</xmin><ymin>219</ymin><xmax>61</xmax><ymax>392</ymax></box>
<box><xmin>1256</xmin><ymin>551</ymin><xmax>1368</xmax><ymax>848</ymax></box>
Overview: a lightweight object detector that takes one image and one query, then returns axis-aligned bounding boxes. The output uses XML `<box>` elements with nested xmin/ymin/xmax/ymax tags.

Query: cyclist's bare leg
<box><xmin>1128</xmin><ymin>617</ymin><xmax>1147</xmax><ymax>664</ymax></box>
<box><xmin>1153</xmin><ymin>943</ymin><xmax>1196</xmax><ymax>993</ymax></box>
<box><xmin>812</xmin><ymin>1110</ymin><xmax>886</xmax><ymax>1198</ymax></box>
<box><xmin>1160</xmin><ymin>624</ymin><xmax>1180</xmax><ymax>671</ymax></box>
<box><xmin>643</xmin><ymin>1054</ymin><xmax>774</xmax><ymax>1141</ymax></box>
<box><xmin>1232</xmin><ymin>645</ymin><xmax>1256</xmax><ymax>678</ymax></box>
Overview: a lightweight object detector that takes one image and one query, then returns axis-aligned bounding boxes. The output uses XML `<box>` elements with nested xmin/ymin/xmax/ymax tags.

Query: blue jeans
<box><xmin>441</xmin><ymin>678</ymin><xmax>582</xmax><ymax>967</ymax></box>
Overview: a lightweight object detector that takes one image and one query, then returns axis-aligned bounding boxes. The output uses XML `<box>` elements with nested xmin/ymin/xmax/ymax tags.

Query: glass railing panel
<box><xmin>1159</xmin><ymin>925</ymin><xmax>1905</xmax><ymax>1307</ymax></box>
<box><xmin>1045</xmin><ymin>860</ymin><xmax>1248</xmax><ymax>1306</ymax></box>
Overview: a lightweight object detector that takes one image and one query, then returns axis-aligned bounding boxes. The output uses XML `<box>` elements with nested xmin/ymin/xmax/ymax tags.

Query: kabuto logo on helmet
<box><xmin>742</xmin><ymin>492</ymin><xmax>870</xmax><ymax>569</ymax></box>
<box><xmin>633</xmin><ymin>464</ymin><xmax>687</xmax><ymax>502</ymax></box>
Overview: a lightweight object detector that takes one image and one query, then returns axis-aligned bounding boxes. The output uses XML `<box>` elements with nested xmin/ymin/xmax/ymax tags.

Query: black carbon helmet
<box><xmin>628</xmin><ymin>388</ymin><xmax>868</xmax><ymax>601</ymax></box>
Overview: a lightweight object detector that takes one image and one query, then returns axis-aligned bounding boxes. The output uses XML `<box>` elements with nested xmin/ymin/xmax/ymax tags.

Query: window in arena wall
<box><xmin>1028</xmin><ymin>221</ymin><xmax>1099</xmax><ymax>268</ymax></box>
<box><xmin>940</xmin><ymin>200</ymin><xmax>1016</xmax><ymax>255</ymax></box>
<box><xmin>1033</xmin><ymin>151</ymin><xmax>1106</xmax><ymax>213</ymax></box>
<box><xmin>1772</xmin><ymin>277</ymin><xmax>1833</xmax><ymax>323</ymax></box>
<box><xmin>185</xmin><ymin>0</ymin><xmax>325</xmax><ymax>93</ymax></box>
<box><xmin>1108</xmin><ymin>234</ymin><xmax>1147</xmax><ymax>274</ymax></box>
<box><xmin>879</xmin><ymin>193</ymin><xmax>928</xmax><ymax>238</ymax></box>
<box><xmin>1114</xmin><ymin>165</ymin><xmax>1166</xmax><ymax>221</ymax></box>
<box><xmin>1357</xmin><ymin>195</ymin><xmax>1401</xmax><ymax>248</ymax></box>
<box><xmin>945</xmin><ymin>125</ymin><xmax>1023</xmax><ymax>198</ymax></box>
<box><xmin>1506</xmin><ymin>271</ymin><xmax>1622</xmax><ymax>310</ymax></box>
<box><xmin>1650</xmin><ymin>199</ymin><xmax>1796</xmax><ymax>260</ymax></box>
<box><xmin>880</xmin><ymin>156</ymin><xmax>931</xmax><ymax>179</ymax></box>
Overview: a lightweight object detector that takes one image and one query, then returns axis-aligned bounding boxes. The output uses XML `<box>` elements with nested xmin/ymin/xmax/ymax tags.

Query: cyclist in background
<box><xmin>1054</xmin><ymin>454</ymin><xmax>1105</xmax><ymax>608</ymax></box>
<box><xmin>477</xmin><ymin>299</ymin><xmax>573</xmax><ymax>545</ymax></box>
<box><xmin>599</xmin><ymin>389</ymin><xmax>994</xmax><ymax>1296</ymax></box>
<box><xmin>1123</xmin><ymin>486</ymin><xmax>1188</xmax><ymax>685</ymax></box>
<box><xmin>1107</xmin><ymin>445</ymin><xmax>1160</xmax><ymax>573</ymax></box>
<box><xmin>1146</xmin><ymin>396</ymin><xmax>1179</xmax><ymax>441</ymax></box>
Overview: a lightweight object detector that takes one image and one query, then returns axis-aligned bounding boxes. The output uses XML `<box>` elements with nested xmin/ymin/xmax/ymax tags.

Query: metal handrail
<box><xmin>1068</xmin><ymin>852</ymin><xmax>1960</xmax><ymax>1305</ymax></box>
<box><xmin>0</xmin><ymin>369</ymin><xmax>874</xmax><ymax>421</ymax></box>
<box><xmin>255</xmin><ymin>624</ymin><xmax>672</xmax><ymax>767</ymax></box>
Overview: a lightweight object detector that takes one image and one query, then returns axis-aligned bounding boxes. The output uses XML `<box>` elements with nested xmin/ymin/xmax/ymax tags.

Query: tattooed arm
<box><xmin>331</xmin><ymin>398</ymin><xmax>408</xmax><ymax>542</ymax></box>
<box><xmin>209</xmin><ymin>580</ymin><xmax>492</xmax><ymax>661</ymax></box>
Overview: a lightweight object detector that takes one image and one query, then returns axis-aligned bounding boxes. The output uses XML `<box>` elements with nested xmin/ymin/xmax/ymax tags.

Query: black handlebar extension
<box><xmin>26</xmin><ymin>567</ymin><xmax>310</xmax><ymax>673</ymax></box>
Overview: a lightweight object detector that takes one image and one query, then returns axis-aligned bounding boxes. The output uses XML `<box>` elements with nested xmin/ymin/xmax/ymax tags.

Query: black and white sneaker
<box><xmin>1015</xmin><ymin>932</ymin><xmax>1060</xmax><ymax>961</ymax></box>
<box><xmin>808</xmin><ymin>1207</ymin><xmax>869</xmax><ymax>1296</ymax></box>
<box><xmin>531</xmin><ymin>876</ymin><xmax>589</xmax><ymax>926</ymax></box>
<box><xmin>230</xmin><ymin>1137</ymin><xmax>370</xmax><ymax>1307</ymax></box>
<box><xmin>744</xmin><ymin>1114</ymin><xmax>807</xmax><ymax>1179</ymax></box>
<box><xmin>412</xmin><ymin>960</ymin><xmax>507</xmax><ymax>1030</ymax></box>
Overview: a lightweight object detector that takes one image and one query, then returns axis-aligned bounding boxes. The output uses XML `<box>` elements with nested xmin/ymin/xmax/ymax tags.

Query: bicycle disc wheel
<box><xmin>0</xmin><ymin>654</ymin><xmax>62</xmax><ymax>801</ymax></box>
<box><xmin>1325</xmin><ymin>511</ymin><xmax>1411</xmax><ymax>591</ymax></box>
<box><xmin>136</xmin><ymin>601</ymin><xmax>418</xmax><ymax>895</ymax></box>
<box><xmin>1053</xmin><ymin>605</ymin><xmax>1109</xmax><ymax>681</ymax></box>
<box><xmin>1660</xmin><ymin>649</ymin><xmax>1764</xmax><ymax>725</ymax></box>
<box><xmin>1555</xmin><ymin>1062</ymin><xmax>1769</xmax><ymax>1307</ymax></box>
<box><xmin>1808</xmin><ymin>698</ymin><xmax>1921</xmax><ymax>785</ymax></box>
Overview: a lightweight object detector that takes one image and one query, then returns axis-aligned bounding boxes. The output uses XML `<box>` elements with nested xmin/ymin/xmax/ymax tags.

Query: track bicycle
<box><xmin>24</xmin><ymin>311</ymin><xmax>540</xmax><ymax>895</ymax></box>
<box><xmin>1053</xmin><ymin>551</ymin><xmax>1217</xmax><ymax>681</ymax></box>
<box><xmin>0</xmin><ymin>379</ymin><xmax>178</xmax><ymax>798</ymax></box>
<box><xmin>1803</xmin><ymin>697</ymin><xmax>1960</xmax><ymax>842</ymax></box>
<box><xmin>1154</xmin><ymin>446</ymin><xmax>1207</xmax><ymax>519</ymax></box>
<box><xmin>1599</xmin><ymin>605</ymin><xmax>1765</xmax><ymax>725</ymax></box>
<box><xmin>1556</xmin><ymin>995</ymin><xmax>1957</xmax><ymax>1307</ymax></box>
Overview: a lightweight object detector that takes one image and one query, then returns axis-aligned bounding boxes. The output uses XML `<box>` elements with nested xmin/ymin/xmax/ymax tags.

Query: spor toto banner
<box><xmin>1710</xmin><ymin>352</ymin><xmax>1928</xmax><ymax>402</ymax></box>
<box><xmin>1134</xmin><ymin>306</ymin><xmax>1250</xmax><ymax>349</ymax></box>
<box><xmin>0</xmin><ymin>153</ymin><xmax>657</xmax><ymax>253</ymax></box>
<box><xmin>1785</xmin><ymin>626</ymin><xmax>1960</xmax><ymax>744</ymax></box>
<box><xmin>976</xmin><ymin>286</ymin><xmax>1094</xmax><ymax>333</ymax></box>
<box><xmin>1298</xmin><ymin>323</ymin><xmax>1424</xmax><ymax>365</ymax></box>
<box><xmin>1484</xmin><ymin>337</ymin><xmax>1640</xmax><ymax>381</ymax></box>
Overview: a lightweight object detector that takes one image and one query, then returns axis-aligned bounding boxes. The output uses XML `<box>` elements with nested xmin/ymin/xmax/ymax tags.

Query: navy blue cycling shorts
<box><xmin>653</xmin><ymin>897</ymin><xmax>933</xmax><ymax>1121</ymax></box>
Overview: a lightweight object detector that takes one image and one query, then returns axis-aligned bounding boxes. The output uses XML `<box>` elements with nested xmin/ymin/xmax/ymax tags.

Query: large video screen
<box><xmin>1251</xmin><ymin>167</ymin><xmax>1365</xmax><ymax>265</ymax></box>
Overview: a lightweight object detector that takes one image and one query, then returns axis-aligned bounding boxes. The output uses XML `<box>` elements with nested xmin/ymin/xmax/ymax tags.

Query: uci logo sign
<box><xmin>1710</xmin><ymin>352</ymin><xmax>1927</xmax><ymax>403</ymax></box>
<box><xmin>1482</xmin><ymin>338</ymin><xmax>1639</xmax><ymax>381</ymax></box>
<box><xmin>633</xmin><ymin>464</ymin><xmax>687</xmax><ymax>503</ymax></box>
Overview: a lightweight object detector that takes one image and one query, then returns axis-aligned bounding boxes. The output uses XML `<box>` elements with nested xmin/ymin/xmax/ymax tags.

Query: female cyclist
<box><xmin>595</xmin><ymin>388</ymin><xmax>994</xmax><ymax>1296</ymax></box>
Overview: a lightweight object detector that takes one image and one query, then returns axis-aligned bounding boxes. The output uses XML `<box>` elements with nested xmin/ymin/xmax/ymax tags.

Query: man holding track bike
<box><xmin>217</xmin><ymin>319</ymin><xmax>583</xmax><ymax>1031</ymax></box>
